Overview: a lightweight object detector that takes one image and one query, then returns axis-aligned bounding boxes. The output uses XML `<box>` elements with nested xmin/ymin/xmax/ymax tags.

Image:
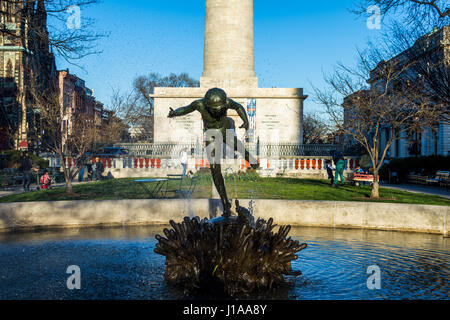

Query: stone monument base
<box><xmin>151</xmin><ymin>87</ymin><xmax>307</xmax><ymax>145</ymax></box>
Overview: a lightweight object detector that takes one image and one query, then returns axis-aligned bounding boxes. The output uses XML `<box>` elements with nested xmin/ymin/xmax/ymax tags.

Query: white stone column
<box><xmin>201</xmin><ymin>0</ymin><xmax>258</xmax><ymax>88</ymax></box>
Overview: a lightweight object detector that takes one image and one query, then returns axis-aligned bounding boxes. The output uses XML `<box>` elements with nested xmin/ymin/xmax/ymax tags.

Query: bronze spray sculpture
<box><xmin>155</xmin><ymin>88</ymin><xmax>307</xmax><ymax>296</ymax></box>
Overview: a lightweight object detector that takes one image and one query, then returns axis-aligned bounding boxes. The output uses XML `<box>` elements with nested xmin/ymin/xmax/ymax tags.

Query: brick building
<box><xmin>58</xmin><ymin>69</ymin><xmax>109</xmax><ymax>146</ymax></box>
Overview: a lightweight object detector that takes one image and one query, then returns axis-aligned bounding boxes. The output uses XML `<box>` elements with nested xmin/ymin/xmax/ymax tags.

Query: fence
<box><xmin>114</xmin><ymin>142</ymin><xmax>345</xmax><ymax>158</ymax></box>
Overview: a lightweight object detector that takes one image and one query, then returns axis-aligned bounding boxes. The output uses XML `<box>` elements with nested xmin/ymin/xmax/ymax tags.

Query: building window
<box><xmin>433</xmin><ymin>128</ymin><xmax>438</xmax><ymax>155</ymax></box>
<box><xmin>408</xmin><ymin>132</ymin><xmax>421</xmax><ymax>156</ymax></box>
<box><xmin>6</xmin><ymin>59</ymin><xmax>13</xmax><ymax>79</ymax></box>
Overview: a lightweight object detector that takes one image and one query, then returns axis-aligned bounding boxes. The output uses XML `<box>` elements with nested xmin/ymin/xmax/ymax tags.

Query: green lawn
<box><xmin>1</xmin><ymin>176</ymin><xmax>449</xmax><ymax>206</ymax></box>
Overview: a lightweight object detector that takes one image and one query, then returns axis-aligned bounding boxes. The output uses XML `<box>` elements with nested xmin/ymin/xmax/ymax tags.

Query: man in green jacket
<box><xmin>331</xmin><ymin>150</ymin><xmax>345</xmax><ymax>187</ymax></box>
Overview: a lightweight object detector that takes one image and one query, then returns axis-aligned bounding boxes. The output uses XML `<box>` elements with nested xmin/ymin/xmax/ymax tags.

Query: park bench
<box><xmin>405</xmin><ymin>174</ymin><xmax>418</xmax><ymax>184</ymax></box>
<box><xmin>426</xmin><ymin>171</ymin><xmax>450</xmax><ymax>188</ymax></box>
<box><xmin>405</xmin><ymin>174</ymin><xmax>427</xmax><ymax>185</ymax></box>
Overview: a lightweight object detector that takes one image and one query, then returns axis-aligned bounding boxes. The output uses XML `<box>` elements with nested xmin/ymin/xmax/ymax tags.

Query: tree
<box><xmin>303</xmin><ymin>112</ymin><xmax>332</xmax><ymax>144</ymax></box>
<box><xmin>111</xmin><ymin>73</ymin><xmax>199</xmax><ymax>142</ymax></box>
<box><xmin>29</xmin><ymin>75</ymin><xmax>126</xmax><ymax>194</ymax></box>
<box><xmin>353</xmin><ymin>0</ymin><xmax>449</xmax><ymax>29</ymax></box>
<box><xmin>314</xmin><ymin>49</ymin><xmax>441</xmax><ymax>198</ymax></box>
<box><xmin>0</xmin><ymin>0</ymin><xmax>104</xmax><ymax>62</ymax></box>
<box><xmin>369</xmin><ymin>24</ymin><xmax>450</xmax><ymax>122</ymax></box>
<box><xmin>354</xmin><ymin>0</ymin><xmax>450</xmax><ymax>133</ymax></box>
<box><xmin>29</xmin><ymin>84</ymin><xmax>91</xmax><ymax>194</ymax></box>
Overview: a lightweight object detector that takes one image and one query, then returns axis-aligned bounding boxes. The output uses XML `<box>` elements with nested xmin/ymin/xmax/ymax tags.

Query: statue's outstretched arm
<box><xmin>228</xmin><ymin>99</ymin><xmax>249</xmax><ymax>130</ymax></box>
<box><xmin>168</xmin><ymin>100</ymin><xmax>200</xmax><ymax>118</ymax></box>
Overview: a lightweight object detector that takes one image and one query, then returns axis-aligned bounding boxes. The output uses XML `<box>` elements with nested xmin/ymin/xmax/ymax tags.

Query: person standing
<box><xmin>325</xmin><ymin>159</ymin><xmax>334</xmax><ymax>185</ymax></box>
<box><xmin>95</xmin><ymin>158</ymin><xmax>104</xmax><ymax>181</ymax></box>
<box><xmin>180</xmin><ymin>148</ymin><xmax>188</xmax><ymax>177</ymax></box>
<box><xmin>86</xmin><ymin>162</ymin><xmax>93</xmax><ymax>181</ymax></box>
<box><xmin>78</xmin><ymin>165</ymin><xmax>85</xmax><ymax>182</ymax></box>
<box><xmin>331</xmin><ymin>150</ymin><xmax>345</xmax><ymax>187</ymax></box>
<box><xmin>19</xmin><ymin>152</ymin><xmax>34</xmax><ymax>191</ymax></box>
<box><xmin>92</xmin><ymin>160</ymin><xmax>97</xmax><ymax>181</ymax></box>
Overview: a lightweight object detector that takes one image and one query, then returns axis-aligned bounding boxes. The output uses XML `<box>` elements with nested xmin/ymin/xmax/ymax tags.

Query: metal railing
<box><xmin>114</xmin><ymin>142</ymin><xmax>344</xmax><ymax>158</ymax></box>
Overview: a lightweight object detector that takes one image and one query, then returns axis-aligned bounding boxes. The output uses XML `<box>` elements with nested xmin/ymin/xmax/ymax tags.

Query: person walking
<box><xmin>19</xmin><ymin>152</ymin><xmax>34</xmax><ymax>191</ymax></box>
<box><xmin>331</xmin><ymin>150</ymin><xmax>345</xmax><ymax>187</ymax></box>
<box><xmin>180</xmin><ymin>148</ymin><xmax>188</xmax><ymax>177</ymax></box>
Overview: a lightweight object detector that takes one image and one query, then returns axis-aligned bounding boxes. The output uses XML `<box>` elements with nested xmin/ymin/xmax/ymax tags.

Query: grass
<box><xmin>0</xmin><ymin>176</ymin><xmax>449</xmax><ymax>206</ymax></box>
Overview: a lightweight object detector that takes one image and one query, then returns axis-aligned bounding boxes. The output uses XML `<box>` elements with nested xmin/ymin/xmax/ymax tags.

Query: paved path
<box><xmin>0</xmin><ymin>181</ymin><xmax>85</xmax><ymax>198</ymax></box>
<box><xmin>381</xmin><ymin>184</ymin><xmax>450</xmax><ymax>199</ymax></box>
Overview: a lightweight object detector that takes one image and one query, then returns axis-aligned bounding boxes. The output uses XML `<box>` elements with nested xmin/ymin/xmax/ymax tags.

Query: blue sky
<box><xmin>56</xmin><ymin>0</ymin><xmax>383</xmax><ymax>114</ymax></box>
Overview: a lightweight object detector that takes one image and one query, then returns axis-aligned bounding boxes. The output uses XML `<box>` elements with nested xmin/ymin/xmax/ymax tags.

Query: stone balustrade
<box><xmin>46</xmin><ymin>156</ymin><xmax>361</xmax><ymax>179</ymax></box>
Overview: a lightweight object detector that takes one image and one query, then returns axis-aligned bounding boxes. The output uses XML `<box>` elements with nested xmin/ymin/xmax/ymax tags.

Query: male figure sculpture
<box><xmin>168</xmin><ymin>88</ymin><xmax>259</xmax><ymax>217</ymax></box>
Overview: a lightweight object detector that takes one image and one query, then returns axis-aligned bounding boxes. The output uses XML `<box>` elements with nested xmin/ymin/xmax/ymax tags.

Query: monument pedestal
<box><xmin>151</xmin><ymin>87</ymin><xmax>307</xmax><ymax>145</ymax></box>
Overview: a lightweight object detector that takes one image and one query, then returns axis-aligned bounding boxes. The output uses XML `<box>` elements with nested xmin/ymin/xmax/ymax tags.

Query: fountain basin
<box><xmin>0</xmin><ymin>225</ymin><xmax>448</xmax><ymax>300</ymax></box>
<box><xmin>0</xmin><ymin>199</ymin><xmax>448</xmax><ymax>235</ymax></box>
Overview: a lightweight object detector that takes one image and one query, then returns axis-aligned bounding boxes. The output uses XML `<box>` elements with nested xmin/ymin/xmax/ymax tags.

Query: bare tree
<box><xmin>353</xmin><ymin>0</ymin><xmax>449</xmax><ymax>28</ymax></box>
<box><xmin>368</xmin><ymin>23</ymin><xmax>450</xmax><ymax>123</ymax></box>
<box><xmin>353</xmin><ymin>0</ymin><xmax>450</xmax><ymax>131</ymax></box>
<box><xmin>303</xmin><ymin>112</ymin><xmax>332</xmax><ymax>144</ymax></box>
<box><xmin>314</xmin><ymin>49</ymin><xmax>441</xmax><ymax>198</ymax></box>
<box><xmin>0</xmin><ymin>0</ymin><xmax>104</xmax><ymax>62</ymax></box>
<box><xmin>30</xmin><ymin>79</ymin><xmax>129</xmax><ymax>194</ymax></box>
<box><xmin>111</xmin><ymin>73</ymin><xmax>199</xmax><ymax>142</ymax></box>
<box><xmin>28</xmin><ymin>84</ymin><xmax>91</xmax><ymax>193</ymax></box>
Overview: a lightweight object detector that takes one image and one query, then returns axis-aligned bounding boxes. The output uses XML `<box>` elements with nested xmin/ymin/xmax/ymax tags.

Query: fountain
<box><xmin>155</xmin><ymin>88</ymin><xmax>307</xmax><ymax>296</ymax></box>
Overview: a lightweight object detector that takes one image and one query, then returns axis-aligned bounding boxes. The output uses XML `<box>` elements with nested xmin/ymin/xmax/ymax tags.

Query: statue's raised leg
<box><xmin>232</xmin><ymin>136</ymin><xmax>259</xmax><ymax>169</ymax></box>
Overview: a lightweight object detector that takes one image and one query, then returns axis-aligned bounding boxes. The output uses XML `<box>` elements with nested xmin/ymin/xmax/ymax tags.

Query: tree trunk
<box><xmin>66</xmin><ymin>177</ymin><xmax>73</xmax><ymax>194</ymax></box>
<box><xmin>371</xmin><ymin>170</ymin><xmax>380</xmax><ymax>199</ymax></box>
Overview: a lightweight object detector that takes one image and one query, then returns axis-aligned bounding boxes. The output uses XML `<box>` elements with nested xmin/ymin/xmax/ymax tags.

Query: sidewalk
<box><xmin>381</xmin><ymin>184</ymin><xmax>450</xmax><ymax>199</ymax></box>
<box><xmin>0</xmin><ymin>181</ymin><xmax>85</xmax><ymax>198</ymax></box>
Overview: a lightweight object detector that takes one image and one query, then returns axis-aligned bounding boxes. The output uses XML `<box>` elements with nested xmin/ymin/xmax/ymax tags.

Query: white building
<box><xmin>371</xmin><ymin>26</ymin><xmax>449</xmax><ymax>158</ymax></box>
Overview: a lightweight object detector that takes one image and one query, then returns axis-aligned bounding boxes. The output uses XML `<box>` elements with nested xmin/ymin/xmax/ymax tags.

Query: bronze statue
<box><xmin>168</xmin><ymin>88</ymin><xmax>259</xmax><ymax>217</ymax></box>
<box><xmin>157</xmin><ymin>90</ymin><xmax>307</xmax><ymax>295</ymax></box>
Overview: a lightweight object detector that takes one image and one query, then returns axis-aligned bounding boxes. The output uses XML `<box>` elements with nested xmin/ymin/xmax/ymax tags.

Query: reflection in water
<box><xmin>0</xmin><ymin>225</ymin><xmax>448</xmax><ymax>300</ymax></box>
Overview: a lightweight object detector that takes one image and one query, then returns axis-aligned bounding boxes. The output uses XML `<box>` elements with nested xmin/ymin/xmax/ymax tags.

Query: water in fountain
<box><xmin>1</xmin><ymin>225</ymin><xmax>448</xmax><ymax>299</ymax></box>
